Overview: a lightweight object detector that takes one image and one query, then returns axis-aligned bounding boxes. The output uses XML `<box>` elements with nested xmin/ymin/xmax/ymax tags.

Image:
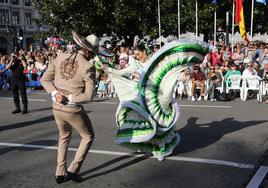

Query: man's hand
<box><xmin>100</xmin><ymin>63</ymin><xmax>108</xmax><ymax>71</ymax></box>
<box><xmin>55</xmin><ymin>92</ymin><xmax>69</xmax><ymax>104</ymax></box>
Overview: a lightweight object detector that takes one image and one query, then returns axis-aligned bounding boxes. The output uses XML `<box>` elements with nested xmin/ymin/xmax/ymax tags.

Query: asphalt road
<box><xmin>0</xmin><ymin>90</ymin><xmax>268</xmax><ymax>188</ymax></box>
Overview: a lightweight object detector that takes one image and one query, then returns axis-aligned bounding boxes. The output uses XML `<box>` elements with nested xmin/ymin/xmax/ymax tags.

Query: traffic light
<box><xmin>16</xmin><ymin>29</ymin><xmax>23</xmax><ymax>50</ymax></box>
<box><xmin>17</xmin><ymin>29</ymin><xmax>23</xmax><ymax>41</ymax></box>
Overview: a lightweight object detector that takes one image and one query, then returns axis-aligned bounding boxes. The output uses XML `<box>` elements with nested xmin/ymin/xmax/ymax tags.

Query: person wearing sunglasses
<box><xmin>242</xmin><ymin>61</ymin><xmax>257</xmax><ymax>78</ymax></box>
<box><xmin>203</xmin><ymin>66</ymin><xmax>222</xmax><ymax>101</ymax></box>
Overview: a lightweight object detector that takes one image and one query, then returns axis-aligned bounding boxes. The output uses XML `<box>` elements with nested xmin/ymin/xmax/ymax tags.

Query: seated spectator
<box><xmin>223</xmin><ymin>63</ymin><xmax>241</xmax><ymax>99</ymax></box>
<box><xmin>224</xmin><ymin>64</ymin><xmax>241</xmax><ymax>84</ymax></box>
<box><xmin>215</xmin><ymin>63</ymin><xmax>223</xmax><ymax>76</ymax></box>
<box><xmin>200</xmin><ymin>52</ymin><xmax>212</xmax><ymax>75</ymax></box>
<box><xmin>212</xmin><ymin>49</ymin><xmax>223</xmax><ymax>66</ymax></box>
<box><xmin>203</xmin><ymin>66</ymin><xmax>222</xmax><ymax>101</ymax></box>
<box><xmin>253</xmin><ymin>61</ymin><xmax>261</xmax><ymax>73</ymax></box>
<box><xmin>191</xmin><ymin>66</ymin><xmax>206</xmax><ymax>101</ymax></box>
<box><xmin>237</xmin><ymin>63</ymin><xmax>245</xmax><ymax>74</ymax></box>
<box><xmin>221</xmin><ymin>60</ymin><xmax>230</xmax><ymax>76</ymax></box>
<box><xmin>177</xmin><ymin>68</ymin><xmax>192</xmax><ymax>100</ymax></box>
<box><xmin>222</xmin><ymin>46</ymin><xmax>232</xmax><ymax>61</ymax></box>
<box><xmin>258</xmin><ymin>64</ymin><xmax>268</xmax><ymax>102</ymax></box>
<box><xmin>232</xmin><ymin>46</ymin><xmax>244</xmax><ymax>65</ymax></box>
<box><xmin>259</xmin><ymin>46</ymin><xmax>268</xmax><ymax>67</ymax></box>
<box><xmin>242</xmin><ymin>62</ymin><xmax>257</xmax><ymax>78</ymax></box>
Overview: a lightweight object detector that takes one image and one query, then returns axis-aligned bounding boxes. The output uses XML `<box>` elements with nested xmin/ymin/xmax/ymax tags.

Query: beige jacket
<box><xmin>41</xmin><ymin>51</ymin><xmax>95</xmax><ymax>112</ymax></box>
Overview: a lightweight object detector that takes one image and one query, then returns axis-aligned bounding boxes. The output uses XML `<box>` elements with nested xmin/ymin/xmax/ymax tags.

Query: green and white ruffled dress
<box><xmin>107</xmin><ymin>40</ymin><xmax>209</xmax><ymax>161</ymax></box>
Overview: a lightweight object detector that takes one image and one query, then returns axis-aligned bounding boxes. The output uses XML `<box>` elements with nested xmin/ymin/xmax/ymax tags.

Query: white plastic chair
<box><xmin>242</xmin><ymin>75</ymin><xmax>261</xmax><ymax>101</ymax></box>
<box><xmin>226</xmin><ymin>75</ymin><xmax>243</xmax><ymax>100</ymax></box>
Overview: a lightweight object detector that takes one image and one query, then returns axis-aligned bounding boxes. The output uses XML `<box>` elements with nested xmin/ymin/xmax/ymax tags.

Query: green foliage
<box><xmin>32</xmin><ymin>0</ymin><xmax>268</xmax><ymax>43</ymax></box>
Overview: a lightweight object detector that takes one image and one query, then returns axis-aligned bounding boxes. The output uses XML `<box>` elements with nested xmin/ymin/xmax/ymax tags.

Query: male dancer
<box><xmin>41</xmin><ymin>31</ymin><xmax>111</xmax><ymax>183</ymax></box>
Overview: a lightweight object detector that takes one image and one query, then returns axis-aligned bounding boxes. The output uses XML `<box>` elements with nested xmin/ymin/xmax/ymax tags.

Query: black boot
<box><xmin>22</xmin><ymin>106</ymin><xmax>28</xmax><ymax>114</ymax></box>
<box><xmin>12</xmin><ymin>109</ymin><xmax>21</xmax><ymax>114</ymax></box>
<box><xmin>66</xmin><ymin>171</ymin><xmax>83</xmax><ymax>183</ymax></box>
<box><xmin>55</xmin><ymin>175</ymin><xmax>66</xmax><ymax>184</ymax></box>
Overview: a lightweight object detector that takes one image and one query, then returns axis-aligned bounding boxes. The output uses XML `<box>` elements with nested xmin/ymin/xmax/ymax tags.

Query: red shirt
<box><xmin>192</xmin><ymin>71</ymin><xmax>206</xmax><ymax>81</ymax></box>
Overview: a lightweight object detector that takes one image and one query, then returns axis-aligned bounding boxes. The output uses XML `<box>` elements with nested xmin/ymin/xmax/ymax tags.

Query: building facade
<box><xmin>0</xmin><ymin>0</ymin><xmax>47</xmax><ymax>54</ymax></box>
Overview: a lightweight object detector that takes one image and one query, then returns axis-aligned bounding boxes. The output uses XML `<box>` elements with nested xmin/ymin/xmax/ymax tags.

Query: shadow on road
<box><xmin>0</xmin><ymin>115</ymin><xmax>54</xmax><ymax>132</ymax></box>
<box><xmin>0</xmin><ymin>140</ymin><xmax>57</xmax><ymax>155</ymax></box>
<box><xmin>173</xmin><ymin>117</ymin><xmax>267</xmax><ymax>155</ymax></box>
<box><xmin>30</xmin><ymin>107</ymin><xmax>52</xmax><ymax>113</ymax></box>
<box><xmin>80</xmin><ymin>154</ymin><xmax>148</xmax><ymax>181</ymax></box>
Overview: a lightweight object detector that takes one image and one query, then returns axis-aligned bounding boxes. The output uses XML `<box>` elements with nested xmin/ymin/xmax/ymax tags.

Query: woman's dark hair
<box><xmin>134</xmin><ymin>44</ymin><xmax>147</xmax><ymax>54</ymax></box>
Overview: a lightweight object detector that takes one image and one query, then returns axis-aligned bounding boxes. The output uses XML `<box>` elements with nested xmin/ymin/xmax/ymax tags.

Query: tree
<box><xmin>33</xmin><ymin>0</ymin><xmax>268</xmax><ymax>44</ymax></box>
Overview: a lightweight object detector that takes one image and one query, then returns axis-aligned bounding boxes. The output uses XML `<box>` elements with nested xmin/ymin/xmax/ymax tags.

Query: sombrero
<box><xmin>72</xmin><ymin>31</ymin><xmax>112</xmax><ymax>57</ymax></box>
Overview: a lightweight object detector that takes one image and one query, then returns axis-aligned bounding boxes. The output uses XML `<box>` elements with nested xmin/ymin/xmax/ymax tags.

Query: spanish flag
<box><xmin>235</xmin><ymin>0</ymin><xmax>249</xmax><ymax>42</ymax></box>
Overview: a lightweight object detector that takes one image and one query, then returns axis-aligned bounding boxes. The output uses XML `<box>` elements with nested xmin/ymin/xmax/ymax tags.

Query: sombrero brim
<box><xmin>72</xmin><ymin>31</ymin><xmax>112</xmax><ymax>57</ymax></box>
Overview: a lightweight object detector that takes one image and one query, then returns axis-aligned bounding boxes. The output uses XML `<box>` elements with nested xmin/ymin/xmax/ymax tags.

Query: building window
<box><xmin>0</xmin><ymin>0</ymin><xmax>9</xmax><ymax>3</ymax></box>
<box><xmin>0</xmin><ymin>9</ymin><xmax>9</xmax><ymax>25</ymax></box>
<box><xmin>24</xmin><ymin>0</ymin><xmax>31</xmax><ymax>6</ymax></box>
<box><xmin>11</xmin><ymin>0</ymin><xmax>19</xmax><ymax>5</ymax></box>
<box><xmin>25</xmin><ymin>13</ymin><xmax>32</xmax><ymax>26</ymax></box>
<box><xmin>12</xmin><ymin>12</ymin><xmax>19</xmax><ymax>25</ymax></box>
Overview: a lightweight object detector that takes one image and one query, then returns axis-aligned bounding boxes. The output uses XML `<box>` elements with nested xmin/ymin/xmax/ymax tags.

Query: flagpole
<box><xmin>178</xmin><ymin>0</ymin><xmax>180</xmax><ymax>39</ymax></box>
<box><xmin>250</xmin><ymin>0</ymin><xmax>254</xmax><ymax>40</ymax></box>
<box><xmin>196</xmin><ymin>0</ymin><xmax>198</xmax><ymax>38</ymax></box>
<box><xmin>214</xmin><ymin>6</ymin><xmax>217</xmax><ymax>45</ymax></box>
<box><xmin>232</xmin><ymin>0</ymin><xmax>235</xmax><ymax>52</ymax></box>
<box><xmin>158</xmin><ymin>0</ymin><xmax>161</xmax><ymax>47</ymax></box>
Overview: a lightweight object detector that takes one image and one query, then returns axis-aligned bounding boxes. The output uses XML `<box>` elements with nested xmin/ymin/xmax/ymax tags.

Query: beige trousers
<box><xmin>53</xmin><ymin>109</ymin><xmax>94</xmax><ymax>176</ymax></box>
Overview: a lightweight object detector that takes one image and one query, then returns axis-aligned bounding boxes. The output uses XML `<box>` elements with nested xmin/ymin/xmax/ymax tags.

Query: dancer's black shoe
<box><xmin>55</xmin><ymin>176</ymin><xmax>66</xmax><ymax>184</ymax></box>
<box><xmin>66</xmin><ymin>171</ymin><xmax>83</xmax><ymax>183</ymax></box>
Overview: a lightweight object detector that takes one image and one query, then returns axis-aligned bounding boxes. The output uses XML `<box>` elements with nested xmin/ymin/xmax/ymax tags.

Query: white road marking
<box><xmin>180</xmin><ymin>104</ymin><xmax>231</xmax><ymax>108</ymax></box>
<box><xmin>246</xmin><ymin>166</ymin><xmax>268</xmax><ymax>188</ymax></box>
<box><xmin>0</xmin><ymin>97</ymin><xmax>231</xmax><ymax>108</ymax></box>
<box><xmin>0</xmin><ymin>97</ymin><xmax>46</xmax><ymax>102</ymax></box>
<box><xmin>0</xmin><ymin>142</ymin><xmax>253</xmax><ymax>169</ymax></box>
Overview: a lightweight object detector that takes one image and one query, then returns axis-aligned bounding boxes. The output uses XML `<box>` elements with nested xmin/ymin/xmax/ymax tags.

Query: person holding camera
<box><xmin>6</xmin><ymin>53</ymin><xmax>28</xmax><ymax>114</ymax></box>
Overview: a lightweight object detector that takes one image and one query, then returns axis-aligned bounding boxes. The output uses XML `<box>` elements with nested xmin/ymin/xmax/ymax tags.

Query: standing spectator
<box><xmin>97</xmin><ymin>72</ymin><xmax>108</xmax><ymax>97</ymax></box>
<box><xmin>6</xmin><ymin>53</ymin><xmax>28</xmax><ymax>114</ymax></box>
<box><xmin>191</xmin><ymin>66</ymin><xmax>206</xmax><ymax>101</ymax></box>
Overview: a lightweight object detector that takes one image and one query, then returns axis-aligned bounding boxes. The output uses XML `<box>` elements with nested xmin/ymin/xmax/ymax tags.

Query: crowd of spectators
<box><xmin>0</xmin><ymin>39</ymin><xmax>267</xmax><ymax>103</ymax></box>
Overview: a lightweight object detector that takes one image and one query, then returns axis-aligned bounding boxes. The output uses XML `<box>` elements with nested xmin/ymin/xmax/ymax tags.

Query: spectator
<box><xmin>177</xmin><ymin>68</ymin><xmax>192</xmax><ymax>100</ymax></box>
<box><xmin>232</xmin><ymin>46</ymin><xmax>244</xmax><ymax>65</ymax></box>
<box><xmin>97</xmin><ymin>72</ymin><xmax>108</xmax><ymax>97</ymax></box>
<box><xmin>203</xmin><ymin>66</ymin><xmax>222</xmax><ymax>101</ymax></box>
<box><xmin>6</xmin><ymin>53</ymin><xmax>28</xmax><ymax>114</ymax></box>
<box><xmin>259</xmin><ymin>46</ymin><xmax>268</xmax><ymax>66</ymax></box>
<box><xmin>242</xmin><ymin>62</ymin><xmax>257</xmax><ymax>78</ymax></box>
<box><xmin>258</xmin><ymin>64</ymin><xmax>268</xmax><ymax>103</ymax></box>
<box><xmin>223</xmin><ymin>63</ymin><xmax>242</xmax><ymax>99</ymax></box>
<box><xmin>191</xmin><ymin>66</ymin><xmax>206</xmax><ymax>101</ymax></box>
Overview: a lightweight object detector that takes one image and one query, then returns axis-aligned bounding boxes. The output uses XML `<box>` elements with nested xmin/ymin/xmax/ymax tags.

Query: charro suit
<box><xmin>41</xmin><ymin>51</ymin><xmax>95</xmax><ymax>176</ymax></box>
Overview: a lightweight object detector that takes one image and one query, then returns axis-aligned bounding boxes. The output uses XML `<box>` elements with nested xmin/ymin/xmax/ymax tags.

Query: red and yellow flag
<box><xmin>235</xmin><ymin>0</ymin><xmax>249</xmax><ymax>42</ymax></box>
